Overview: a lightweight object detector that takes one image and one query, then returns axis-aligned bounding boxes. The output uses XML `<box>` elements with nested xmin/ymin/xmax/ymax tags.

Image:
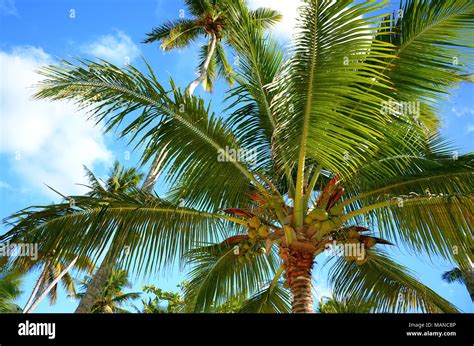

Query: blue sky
<box><xmin>0</xmin><ymin>0</ymin><xmax>472</xmax><ymax>313</ymax></box>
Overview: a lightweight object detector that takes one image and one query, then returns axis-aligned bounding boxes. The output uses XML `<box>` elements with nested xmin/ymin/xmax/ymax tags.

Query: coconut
<box><xmin>332</xmin><ymin>216</ymin><xmax>343</xmax><ymax>228</ymax></box>
<box><xmin>304</xmin><ymin>215</ymin><xmax>313</xmax><ymax>225</ymax></box>
<box><xmin>257</xmin><ymin>225</ymin><xmax>270</xmax><ymax>237</ymax></box>
<box><xmin>329</xmin><ymin>205</ymin><xmax>344</xmax><ymax>216</ymax></box>
<box><xmin>310</xmin><ymin>208</ymin><xmax>329</xmax><ymax>221</ymax></box>
<box><xmin>248</xmin><ymin>228</ymin><xmax>257</xmax><ymax>240</ymax></box>
<box><xmin>248</xmin><ymin>216</ymin><xmax>261</xmax><ymax>229</ymax></box>
<box><xmin>320</xmin><ymin>220</ymin><xmax>335</xmax><ymax>235</ymax></box>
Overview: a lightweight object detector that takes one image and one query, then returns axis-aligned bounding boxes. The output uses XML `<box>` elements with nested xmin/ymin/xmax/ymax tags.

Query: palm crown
<box><xmin>2</xmin><ymin>0</ymin><xmax>473</xmax><ymax>313</ymax></box>
<box><xmin>144</xmin><ymin>0</ymin><xmax>281</xmax><ymax>94</ymax></box>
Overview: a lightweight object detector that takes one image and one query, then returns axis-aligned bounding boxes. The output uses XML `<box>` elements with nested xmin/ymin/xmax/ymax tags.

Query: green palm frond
<box><xmin>143</xmin><ymin>19</ymin><xmax>203</xmax><ymax>49</ymax></box>
<box><xmin>0</xmin><ymin>265</ymin><xmax>23</xmax><ymax>313</ymax></box>
<box><xmin>340</xmin><ymin>152</ymin><xmax>473</xmax><ymax>265</ymax></box>
<box><xmin>270</xmin><ymin>0</ymin><xmax>400</xmax><ymax>181</ymax></box>
<box><xmin>249</xmin><ymin>8</ymin><xmax>283</xmax><ymax>30</ymax></box>
<box><xmin>328</xmin><ymin>250</ymin><xmax>459</xmax><ymax>313</ymax></box>
<box><xmin>442</xmin><ymin>268</ymin><xmax>465</xmax><ymax>285</ymax></box>
<box><xmin>214</xmin><ymin>43</ymin><xmax>233</xmax><ymax>87</ymax></box>
<box><xmin>183</xmin><ymin>241</ymin><xmax>280</xmax><ymax>312</ymax></box>
<box><xmin>2</xmin><ymin>191</ymin><xmax>230</xmax><ymax>276</ymax></box>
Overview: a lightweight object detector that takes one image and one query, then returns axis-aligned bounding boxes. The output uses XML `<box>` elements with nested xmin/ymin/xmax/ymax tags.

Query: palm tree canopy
<box><xmin>143</xmin><ymin>0</ymin><xmax>282</xmax><ymax>91</ymax></box>
<box><xmin>3</xmin><ymin>0</ymin><xmax>474</xmax><ymax>313</ymax></box>
<box><xmin>0</xmin><ymin>265</ymin><xmax>23</xmax><ymax>312</ymax></box>
<box><xmin>75</xmin><ymin>268</ymin><xmax>140</xmax><ymax>313</ymax></box>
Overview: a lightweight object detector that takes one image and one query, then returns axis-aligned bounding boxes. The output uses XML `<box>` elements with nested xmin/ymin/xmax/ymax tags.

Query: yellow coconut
<box><xmin>258</xmin><ymin>225</ymin><xmax>270</xmax><ymax>237</ymax></box>
<box><xmin>248</xmin><ymin>228</ymin><xmax>257</xmax><ymax>240</ymax></box>
<box><xmin>248</xmin><ymin>216</ymin><xmax>261</xmax><ymax>229</ymax></box>
<box><xmin>320</xmin><ymin>220</ymin><xmax>335</xmax><ymax>235</ymax></box>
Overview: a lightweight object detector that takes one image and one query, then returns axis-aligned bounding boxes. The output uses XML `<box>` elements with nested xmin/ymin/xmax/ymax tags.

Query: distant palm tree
<box><xmin>442</xmin><ymin>267</ymin><xmax>474</xmax><ymax>301</ymax></box>
<box><xmin>317</xmin><ymin>294</ymin><xmax>373</xmax><ymax>313</ymax></box>
<box><xmin>141</xmin><ymin>0</ymin><xmax>281</xmax><ymax>192</ymax></box>
<box><xmin>0</xmin><ymin>265</ymin><xmax>23</xmax><ymax>313</ymax></box>
<box><xmin>74</xmin><ymin>161</ymin><xmax>143</xmax><ymax>313</ymax></box>
<box><xmin>144</xmin><ymin>0</ymin><xmax>281</xmax><ymax>95</ymax></box>
<box><xmin>74</xmin><ymin>269</ymin><xmax>140</xmax><ymax>313</ymax></box>
<box><xmin>18</xmin><ymin>252</ymin><xmax>94</xmax><ymax>313</ymax></box>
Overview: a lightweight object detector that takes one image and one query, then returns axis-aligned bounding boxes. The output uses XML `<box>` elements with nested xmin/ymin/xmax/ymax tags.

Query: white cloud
<box><xmin>80</xmin><ymin>30</ymin><xmax>140</xmax><ymax>65</ymax></box>
<box><xmin>467</xmin><ymin>124</ymin><xmax>474</xmax><ymax>133</ymax></box>
<box><xmin>0</xmin><ymin>46</ymin><xmax>113</xmax><ymax>198</ymax></box>
<box><xmin>248</xmin><ymin>0</ymin><xmax>302</xmax><ymax>39</ymax></box>
<box><xmin>0</xmin><ymin>0</ymin><xmax>18</xmax><ymax>17</ymax></box>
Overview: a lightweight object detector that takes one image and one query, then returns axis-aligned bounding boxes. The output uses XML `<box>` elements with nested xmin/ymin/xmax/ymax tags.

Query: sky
<box><xmin>0</xmin><ymin>0</ymin><xmax>473</xmax><ymax>313</ymax></box>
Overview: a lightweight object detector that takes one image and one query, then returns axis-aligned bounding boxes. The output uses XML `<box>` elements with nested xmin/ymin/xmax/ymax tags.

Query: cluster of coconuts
<box><xmin>304</xmin><ymin>205</ymin><xmax>344</xmax><ymax>239</ymax></box>
<box><xmin>343</xmin><ymin>228</ymin><xmax>377</xmax><ymax>265</ymax></box>
<box><xmin>247</xmin><ymin>216</ymin><xmax>270</xmax><ymax>239</ymax></box>
<box><xmin>236</xmin><ymin>240</ymin><xmax>265</xmax><ymax>264</ymax></box>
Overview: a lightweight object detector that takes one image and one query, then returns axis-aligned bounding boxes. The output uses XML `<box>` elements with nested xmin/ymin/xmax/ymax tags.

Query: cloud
<box><xmin>467</xmin><ymin>124</ymin><xmax>474</xmax><ymax>133</ymax></box>
<box><xmin>0</xmin><ymin>46</ymin><xmax>113</xmax><ymax>198</ymax></box>
<box><xmin>0</xmin><ymin>0</ymin><xmax>18</xmax><ymax>17</ymax></box>
<box><xmin>248</xmin><ymin>0</ymin><xmax>302</xmax><ymax>39</ymax></box>
<box><xmin>80</xmin><ymin>30</ymin><xmax>140</xmax><ymax>65</ymax></box>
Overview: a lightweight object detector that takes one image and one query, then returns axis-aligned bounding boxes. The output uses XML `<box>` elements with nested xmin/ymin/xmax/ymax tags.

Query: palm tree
<box><xmin>141</xmin><ymin>0</ymin><xmax>281</xmax><ymax>192</ymax></box>
<box><xmin>317</xmin><ymin>294</ymin><xmax>374</xmax><ymax>313</ymax></box>
<box><xmin>144</xmin><ymin>0</ymin><xmax>281</xmax><ymax>95</ymax></box>
<box><xmin>74</xmin><ymin>162</ymin><xmax>143</xmax><ymax>313</ymax></box>
<box><xmin>442</xmin><ymin>261</ymin><xmax>474</xmax><ymax>301</ymax></box>
<box><xmin>74</xmin><ymin>268</ymin><xmax>140</xmax><ymax>313</ymax></box>
<box><xmin>3</xmin><ymin>0</ymin><xmax>473</xmax><ymax>313</ymax></box>
<box><xmin>0</xmin><ymin>265</ymin><xmax>23</xmax><ymax>313</ymax></box>
<box><xmin>17</xmin><ymin>252</ymin><xmax>94</xmax><ymax>313</ymax></box>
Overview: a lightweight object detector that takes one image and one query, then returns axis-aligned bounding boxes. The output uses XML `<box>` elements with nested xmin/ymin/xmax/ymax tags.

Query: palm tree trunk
<box><xmin>186</xmin><ymin>33</ymin><xmax>217</xmax><ymax>96</ymax></box>
<box><xmin>22</xmin><ymin>267</ymin><xmax>45</xmax><ymax>312</ymax></box>
<box><xmin>140</xmin><ymin>143</ymin><xmax>168</xmax><ymax>193</ymax></box>
<box><xmin>74</xmin><ymin>246</ymin><xmax>121</xmax><ymax>313</ymax></box>
<box><xmin>24</xmin><ymin>257</ymin><xmax>78</xmax><ymax>313</ymax></box>
<box><xmin>280</xmin><ymin>246</ymin><xmax>314</xmax><ymax>313</ymax></box>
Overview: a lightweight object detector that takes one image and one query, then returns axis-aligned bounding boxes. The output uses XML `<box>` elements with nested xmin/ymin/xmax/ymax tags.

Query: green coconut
<box><xmin>304</xmin><ymin>215</ymin><xmax>313</xmax><ymax>224</ymax></box>
<box><xmin>320</xmin><ymin>220</ymin><xmax>335</xmax><ymax>235</ymax></box>
<box><xmin>310</xmin><ymin>208</ymin><xmax>329</xmax><ymax>221</ymax></box>
<box><xmin>329</xmin><ymin>205</ymin><xmax>344</xmax><ymax>216</ymax></box>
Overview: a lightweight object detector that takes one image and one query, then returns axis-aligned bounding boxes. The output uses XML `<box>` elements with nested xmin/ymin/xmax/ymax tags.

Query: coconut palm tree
<box><xmin>141</xmin><ymin>0</ymin><xmax>281</xmax><ymax>192</ymax></box>
<box><xmin>0</xmin><ymin>265</ymin><xmax>23</xmax><ymax>313</ymax></box>
<box><xmin>3</xmin><ymin>0</ymin><xmax>474</xmax><ymax>313</ymax></box>
<box><xmin>74</xmin><ymin>268</ymin><xmax>140</xmax><ymax>313</ymax></box>
<box><xmin>317</xmin><ymin>294</ymin><xmax>374</xmax><ymax>313</ymax></box>
<box><xmin>144</xmin><ymin>0</ymin><xmax>281</xmax><ymax>95</ymax></box>
<box><xmin>17</xmin><ymin>252</ymin><xmax>94</xmax><ymax>313</ymax></box>
<box><xmin>441</xmin><ymin>255</ymin><xmax>474</xmax><ymax>301</ymax></box>
<box><xmin>74</xmin><ymin>162</ymin><xmax>143</xmax><ymax>313</ymax></box>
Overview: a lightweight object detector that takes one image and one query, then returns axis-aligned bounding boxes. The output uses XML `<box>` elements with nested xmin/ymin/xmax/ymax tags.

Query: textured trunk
<box><xmin>75</xmin><ymin>247</ymin><xmax>121</xmax><ymax>313</ymax></box>
<box><xmin>140</xmin><ymin>144</ymin><xmax>168</xmax><ymax>193</ymax></box>
<box><xmin>25</xmin><ymin>257</ymin><xmax>77</xmax><ymax>313</ymax></box>
<box><xmin>186</xmin><ymin>33</ymin><xmax>217</xmax><ymax>96</ymax></box>
<box><xmin>280</xmin><ymin>246</ymin><xmax>314</xmax><ymax>313</ymax></box>
<box><xmin>23</xmin><ymin>267</ymin><xmax>45</xmax><ymax>312</ymax></box>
